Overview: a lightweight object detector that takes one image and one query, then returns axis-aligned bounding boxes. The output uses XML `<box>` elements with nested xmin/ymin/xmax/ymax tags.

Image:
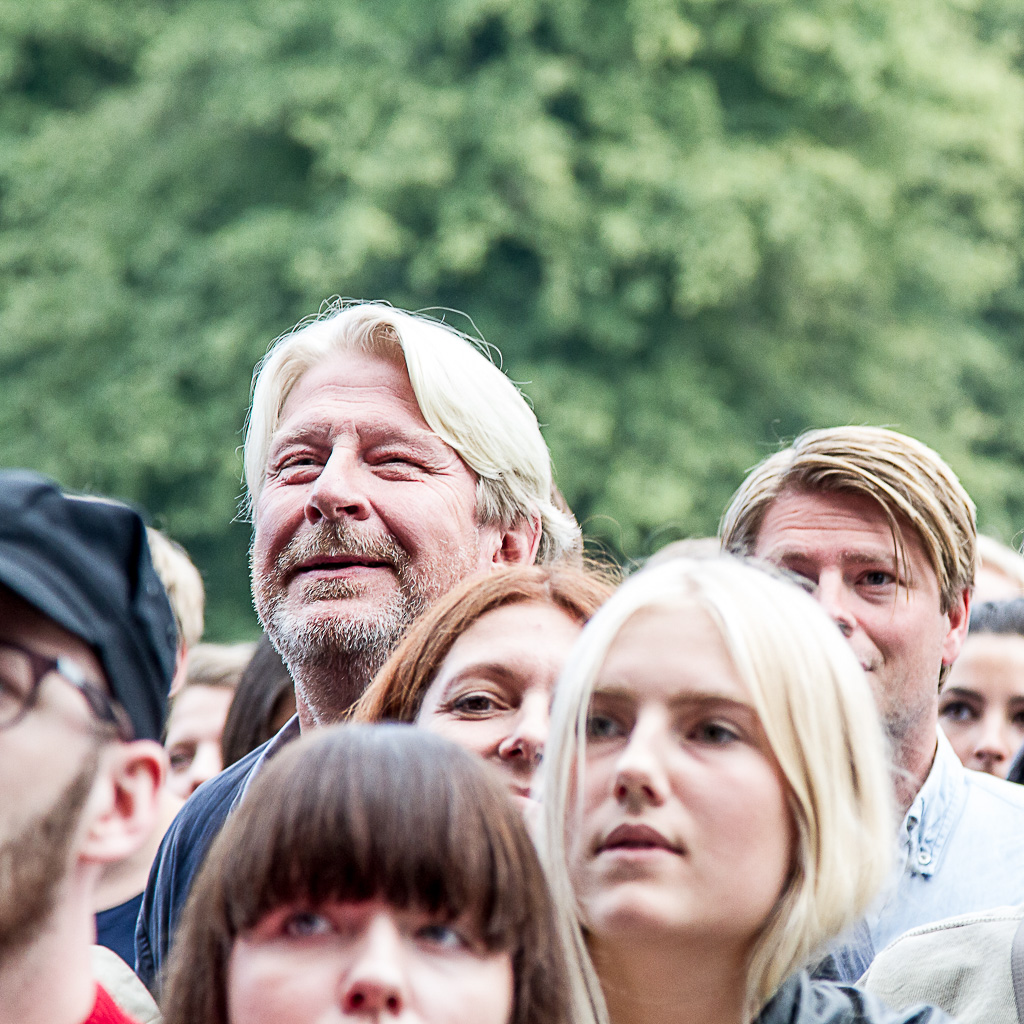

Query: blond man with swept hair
<box><xmin>720</xmin><ymin>426</ymin><xmax>1024</xmax><ymax>980</ymax></box>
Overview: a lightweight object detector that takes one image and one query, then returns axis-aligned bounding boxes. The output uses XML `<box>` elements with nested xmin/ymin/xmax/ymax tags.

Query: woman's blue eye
<box><xmin>282</xmin><ymin>911</ymin><xmax>333</xmax><ymax>938</ymax></box>
<box><xmin>416</xmin><ymin>922</ymin><xmax>465</xmax><ymax>949</ymax></box>
<box><xmin>862</xmin><ymin>570</ymin><xmax>896</xmax><ymax>587</ymax></box>
<box><xmin>693</xmin><ymin>721</ymin><xmax>740</xmax><ymax>745</ymax></box>
<box><xmin>940</xmin><ymin>701</ymin><xmax>977</xmax><ymax>724</ymax></box>
<box><xmin>586</xmin><ymin>713</ymin><xmax>622</xmax><ymax>740</ymax></box>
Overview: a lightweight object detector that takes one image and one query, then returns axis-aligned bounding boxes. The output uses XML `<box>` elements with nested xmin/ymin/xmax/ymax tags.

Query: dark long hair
<box><xmin>161</xmin><ymin>724</ymin><xmax>571</xmax><ymax>1024</ymax></box>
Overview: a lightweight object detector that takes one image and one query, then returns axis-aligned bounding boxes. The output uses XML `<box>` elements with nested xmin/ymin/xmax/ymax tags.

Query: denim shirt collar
<box><xmin>900</xmin><ymin>729</ymin><xmax>966</xmax><ymax>878</ymax></box>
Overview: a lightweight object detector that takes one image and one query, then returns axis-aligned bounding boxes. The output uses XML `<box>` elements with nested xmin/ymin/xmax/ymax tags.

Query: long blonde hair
<box><xmin>535</xmin><ymin>556</ymin><xmax>896</xmax><ymax>1024</ymax></box>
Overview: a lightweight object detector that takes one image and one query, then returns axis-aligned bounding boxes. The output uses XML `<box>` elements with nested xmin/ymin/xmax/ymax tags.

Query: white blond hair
<box><xmin>534</xmin><ymin>556</ymin><xmax>896</xmax><ymax>1024</ymax></box>
<box><xmin>243</xmin><ymin>301</ymin><xmax>580</xmax><ymax>564</ymax></box>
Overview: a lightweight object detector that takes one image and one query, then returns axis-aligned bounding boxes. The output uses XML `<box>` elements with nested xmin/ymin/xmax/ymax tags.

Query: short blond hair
<box><xmin>975</xmin><ymin>534</ymin><xmax>1024</xmax><ymax>598</ymax></box>
<box><xmin>181</xmin><ymin>642</ymin><xmax>255</xmax><ymax>691</ymax></box>
<box><xmin>719</xmin><ymin>427</ymin><xmax>976</xmax><ymax>614</ymax></box>
<box><xmin>243</xmin><ymin>301</ymin><xmax>580</xmax><ymax>564</ymax></box>
<box><xmin>146</xmin><ymin>527</ymin><xmax>204</xmax><ymax>650</ymax></box>
<box><xmin>535</xmin><ymin>556</ymin><xmax>895</xmax><ymax>1024</ymax></box>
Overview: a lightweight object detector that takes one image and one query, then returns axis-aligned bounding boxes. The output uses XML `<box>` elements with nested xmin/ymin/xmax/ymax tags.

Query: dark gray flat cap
<box><xmin>0</xmin><ymin>470</ymin><xmax>176</xmax><ymax>740</ymax></box>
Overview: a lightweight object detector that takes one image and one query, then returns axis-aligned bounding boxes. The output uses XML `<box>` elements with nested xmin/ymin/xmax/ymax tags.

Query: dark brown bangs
<box><xmin>164</xmin><ymin>722</ymin><xmax>571</xmax><ymax>1024</ymax></box>
<box><xmin>216</xmin><ymin>724</ymin><xmax>533</xmax><ymax>951</ymax></box>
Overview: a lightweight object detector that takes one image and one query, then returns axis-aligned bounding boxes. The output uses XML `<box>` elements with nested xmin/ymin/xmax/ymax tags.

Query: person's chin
<box><xmin>580</xmin><ymin>885</ymin><xmax>690</xmax><ymax>939</ymax></box>
<box><xmin>510</xmin><ymin>791</ymin><xmax>537</xmax><ymax>813</ymax></box>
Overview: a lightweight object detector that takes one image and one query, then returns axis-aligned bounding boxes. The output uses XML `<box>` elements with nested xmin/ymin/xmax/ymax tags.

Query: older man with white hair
<box><xmin>136</xmin><ymin>300</ymin><xmax>580</xmax><ymax>990</ymax></box>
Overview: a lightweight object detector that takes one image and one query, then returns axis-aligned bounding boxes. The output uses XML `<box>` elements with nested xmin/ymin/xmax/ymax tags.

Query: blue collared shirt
<box><xmin>822</xmin><ymin>728</ymin><xmax>1024</xmax><ymax>981</ymax></box>
<box><xmin>871</xmin><ymin>728</ymin><xmax>1024</xmax><ymax>950</ymax></box>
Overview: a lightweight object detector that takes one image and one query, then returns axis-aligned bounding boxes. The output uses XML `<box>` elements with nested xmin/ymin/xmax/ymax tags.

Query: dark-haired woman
<box><xmin>161</xmin><ymin>724</ymin><xmax>571</xmax><ymax>1024</ymax></box>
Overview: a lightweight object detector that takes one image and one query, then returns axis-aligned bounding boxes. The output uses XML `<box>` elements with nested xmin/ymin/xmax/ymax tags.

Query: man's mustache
<box><xmin>274</xmin><ymin>521</ymin><xmax>409</xmax><ymax>576</ymax></box>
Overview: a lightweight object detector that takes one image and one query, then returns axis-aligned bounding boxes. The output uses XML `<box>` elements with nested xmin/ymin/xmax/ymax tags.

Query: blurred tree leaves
<box><xmin>4</xmin><ymin>0</ymin><xmax>1024</xmax><ymax>636</ymax></box>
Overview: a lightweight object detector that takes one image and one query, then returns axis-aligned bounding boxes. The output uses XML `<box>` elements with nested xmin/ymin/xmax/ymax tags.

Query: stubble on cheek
<box><xmin>0</xmin><ymin>751</ymin><xmax>98</xmax><ymax>952</ymax></box>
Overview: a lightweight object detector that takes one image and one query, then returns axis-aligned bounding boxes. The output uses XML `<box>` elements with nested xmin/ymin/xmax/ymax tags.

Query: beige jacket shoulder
<box><xmin>92</xmin><ymin>945</ymin><xmax>162</xmax><ymax>1024</ymax></box>
<box><xmin>860</xmin><ymin>904</ymin><xmax>1023</xmax><ymax>1024</ymax></box>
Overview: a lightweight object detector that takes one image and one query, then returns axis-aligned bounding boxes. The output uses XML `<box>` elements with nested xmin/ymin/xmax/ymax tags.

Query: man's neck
<box><xmin>0</xmin><ymin>906</ymin><xmax>96</xmax><ymax>1024</ymax></box>
<box><xmin>590</xmin><ymin>932</ymin><xmax>749</xmax><ymax>1024</ymax></box>
<box><xmin>891</xmin><ymin>724</ymin><xmax>939</xmax><ymax>817</ymax></box>
<box><xmin>293</xmin><ymin>657</ymin><xmax>378</xmax><ymax>730</ymax></box>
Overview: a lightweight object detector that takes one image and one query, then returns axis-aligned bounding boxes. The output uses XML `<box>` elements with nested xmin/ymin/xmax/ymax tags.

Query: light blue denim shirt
<box><xmin>821</xmin><ymin>728</ymin><xmax>1024</xmax><ymax>982</ymax></box>
<box><xmin>872</xmin><ymin>729</ymin><xmax>1024</xmax><ymax>948</ymax></box>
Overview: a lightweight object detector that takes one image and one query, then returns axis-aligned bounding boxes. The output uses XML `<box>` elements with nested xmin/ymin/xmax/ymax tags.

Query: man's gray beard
<box><xmin>270</xmin><ymin>581</ymin><xmax>429</xmax><ymax>724</ymax></box>
<box><xmin>253</xmin><ymin>520</ymin><xmax>478</xmax><ymax>722</ymax></box>
<box><xmin>0</xmin><ymin>753</ymin><xmax>97</xmax><ymax>953</ymax></box>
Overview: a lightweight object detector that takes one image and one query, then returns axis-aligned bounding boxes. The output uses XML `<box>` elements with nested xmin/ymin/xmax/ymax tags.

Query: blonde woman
<box><xmin>535</xmin><ymin>556</ymin><xmax>952</xmax><ymax>1024</ymax></box>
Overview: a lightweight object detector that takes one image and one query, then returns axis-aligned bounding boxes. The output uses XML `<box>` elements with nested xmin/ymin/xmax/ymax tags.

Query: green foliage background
<box><xmin>3</xmin><ymin>0</ymin><xmax>1024</xmax><ymax>638</ymax></box>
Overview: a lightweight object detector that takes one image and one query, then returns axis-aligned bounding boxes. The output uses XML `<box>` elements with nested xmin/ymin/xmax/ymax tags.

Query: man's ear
<box><xmin>490</xmin><ymin>512</ymin><xmax>542</xmax><ymax>567</ymax></box>
<box><xmin>79</xmin><ymin>741</ymin><xmax>166</xmax><ymax>866</ymax></box>
<box><xmin>941</xmin><ymin>587</ymin><xmax>971</xmax><ymax>667</ymax></box>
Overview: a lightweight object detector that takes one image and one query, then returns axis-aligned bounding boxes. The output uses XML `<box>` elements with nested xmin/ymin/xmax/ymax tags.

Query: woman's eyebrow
<box><xmin>939</xmin><ymin>686</ymin><xmax>982</xmax><ymax>702</ymax></box>
<box><xmin>591</xmin><ymin>685</ymin><xmax>751</xmax><ymax>708</ymax></box>
<box><xmin>663</xmin><ymin>692</ymin><xmax>756</xmax><ymax>714</ymax></box>
<box><xmin>589</xmin><ymin>685</ymin><xmax>635</xmax><ymax>704</ymax></box>
<box><xmin>441</xmin><ymin>663</ymin><xmax>520</xmax><ymax>690</ymax></box>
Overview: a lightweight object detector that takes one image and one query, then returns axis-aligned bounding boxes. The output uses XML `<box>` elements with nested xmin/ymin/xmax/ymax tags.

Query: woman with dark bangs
<box><xmin>161</xmin><ymin>724</ymin><xmax>570</xmax><ymax>1024</ymax></box>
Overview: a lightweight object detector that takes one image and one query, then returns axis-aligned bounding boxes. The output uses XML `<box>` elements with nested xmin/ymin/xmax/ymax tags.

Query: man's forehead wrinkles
<box><xmin>270</xmin><ymin>414</ymin><xmax>441</xmax><ymax>451</ymax></box>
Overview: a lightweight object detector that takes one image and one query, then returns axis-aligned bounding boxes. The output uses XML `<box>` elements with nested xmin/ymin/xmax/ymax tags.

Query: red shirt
<box><xmin>83</xmin><ymin>985</ymin><xmax>139</xmax><ymax>1024</ymax></box>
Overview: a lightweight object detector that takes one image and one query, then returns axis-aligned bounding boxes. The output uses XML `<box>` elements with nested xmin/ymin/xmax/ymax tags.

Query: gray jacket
<box><xmin>756</xmin><ymin>972</ymin><xmax>953</xmax><ymax>1024</ymax></box>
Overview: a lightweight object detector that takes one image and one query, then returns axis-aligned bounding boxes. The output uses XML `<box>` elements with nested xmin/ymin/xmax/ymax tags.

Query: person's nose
<box><xmin>497</xmin><ymin>690</ymin><xmax>549</xmax><ymax>767</ymax></box>
<box><xmin>305</xmin><ymin>449</ymin><xmax>372</xmax><ymax>525</ymax></box>
<box><xmin>186</xmin><ymin>741</ymin><xmax>224</xmax><ymax>797</ymax></box>
<box><xmin>613</xmin><ymin>718</ymin><xmax>670</xmax><ymax>810</ymax></box>
<box><xmin>339</xmin><ymin>916</ymin><xmax>407</xmax><ymax>1017</ymax></box>
<box><xmin>971</xmin><ymin>711</ymin><xmax>1014</xmax><ymax>775</ymax></box>
<box><xmin>815</xmin><ymin>569</ymin><xmax>855</xmax><ymax>639</ymax></box>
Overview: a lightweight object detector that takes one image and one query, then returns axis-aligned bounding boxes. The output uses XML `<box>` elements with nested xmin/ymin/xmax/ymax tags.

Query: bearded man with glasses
<box><xmin>0</xmin><ymin>470</ymin><xmax>176</xmax><ymax>1024</ymax></box>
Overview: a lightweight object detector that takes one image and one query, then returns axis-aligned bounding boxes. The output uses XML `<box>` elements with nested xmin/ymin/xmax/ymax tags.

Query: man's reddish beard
<box><xmin>293</xmin><ymin>522</ymin><xmax>405</xmax><ymax>596</ymax></box>
<box><xmin>0</xmin><ymin>751</ymin><xmax>97</xmax><ymax>952</ymax></box>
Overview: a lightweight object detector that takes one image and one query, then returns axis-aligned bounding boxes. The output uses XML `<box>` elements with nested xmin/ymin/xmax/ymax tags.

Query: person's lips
<box><xmin>597</xmin><ymin>822</ymin><xmax>682</xmax><ymax>855</ymax></box>
<box><xmin>274</xmin><ymin>523</ymin><xmax>406</xmax><ymax>581</ymax></box>
<box><xmin>295</xmin><ymin>553</ymin><xmax>394</xmax><ymax>574</ymax></box>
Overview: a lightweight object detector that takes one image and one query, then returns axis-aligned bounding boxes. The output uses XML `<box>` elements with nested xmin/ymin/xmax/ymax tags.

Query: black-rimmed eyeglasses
<box><xmin>0</xmin><ymin>640</ymin><xmax>133</xmax><ymax>740</ymax></box>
